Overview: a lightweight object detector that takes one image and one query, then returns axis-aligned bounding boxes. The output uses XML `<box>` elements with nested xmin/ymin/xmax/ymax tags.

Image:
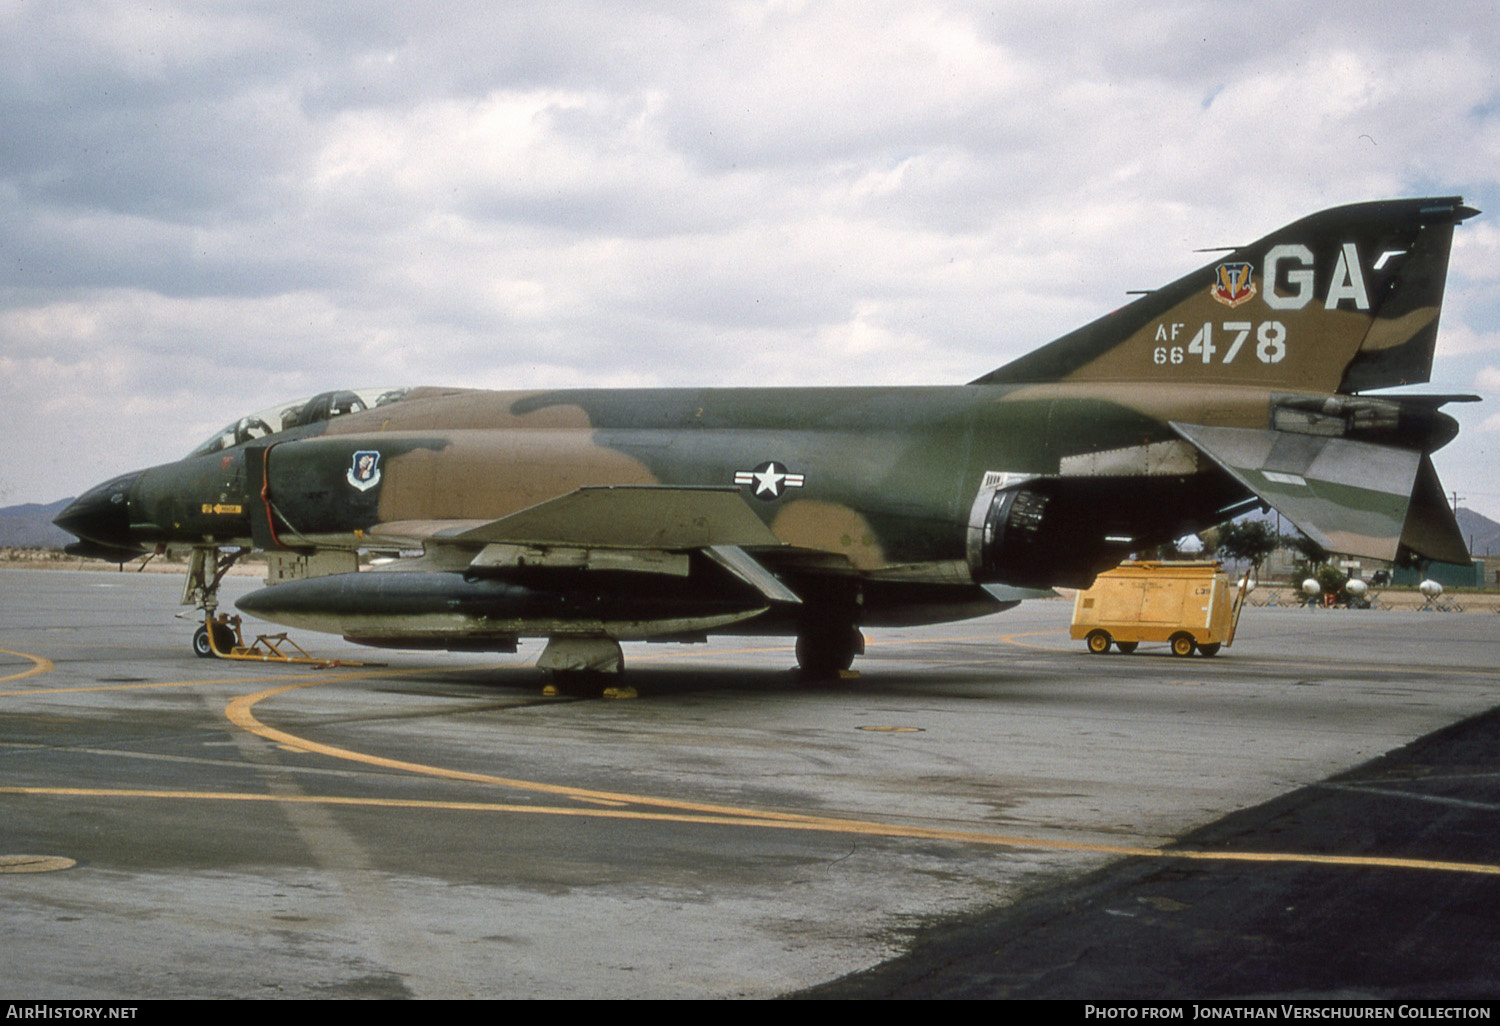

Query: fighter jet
<box><xmin>54</xmin><ymin>197</ymin><xmax>1478</xmax><ymax>674</ymax></box>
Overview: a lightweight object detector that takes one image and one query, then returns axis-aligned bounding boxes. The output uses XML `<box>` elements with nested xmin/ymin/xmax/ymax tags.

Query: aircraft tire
<box><xmin>1169</xmin><ymin>632</ymin><xmax>1197</xmax><ymax>658</ymax></box>
<box><xmin>192</xmin><ymin>623</ymin><xmax>234</xmax><ymax>658</ymax></box>
<box><xmin>796</xmin><ymin>625</ymin><xmax>862</xmax><ymax>678</ymax></box>
<box><xmin>192</xmin><ymin>625</ymin><xmax>216</xmax><ymax>659</ymax></box>
<box><xmin>1114</xmin><ymin>641</ymin><xmax>1138</xmax><ymax>654</ymax></box>
<box><xmin>1085</xmin><ymin>630</ymin><xmax>1111</xmax><ymax>655</ymax></box>
<box><xmin>545</xmin><ymin>670</ymin><xmax>608</xmax><ymax>696</ymax></box>
<box><xmin>1198</xmin><ymin>642</ymin><xmax>1221</xmax><ymax>657</ymax></box>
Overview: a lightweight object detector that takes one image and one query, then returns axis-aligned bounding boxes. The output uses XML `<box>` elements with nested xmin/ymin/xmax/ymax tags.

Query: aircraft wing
<box><xmin>367</xmin><ymin>485</ymin><xmax>800</xmax><ymax>604</ymax></box>
<box><xmin>1170</xmin><ymin>422</ymin><xmax>1469</xmax><ymax>564</ymax></box>
<box><xmin>370</xmin><ymin>485</ymin><xmax>781</xmax><ymax>549</ymax></box>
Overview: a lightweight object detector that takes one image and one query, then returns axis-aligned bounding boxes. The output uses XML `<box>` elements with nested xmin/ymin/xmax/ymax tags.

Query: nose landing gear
<box><xmin>192</xmin><ymin>618</ymin><xmax>237</xmax><ymax>659</ymax></box>
<box><xmin>181</xmin><ymin>546</ymin><xmax>376</xmax><ymax>667</ymax></box>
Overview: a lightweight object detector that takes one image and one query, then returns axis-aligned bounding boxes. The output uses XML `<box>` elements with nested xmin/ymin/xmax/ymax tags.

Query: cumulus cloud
<box><xmin>3</xmin><ymin>1</ymin><xmax>1500</xmax><ymax>517</ymax></box>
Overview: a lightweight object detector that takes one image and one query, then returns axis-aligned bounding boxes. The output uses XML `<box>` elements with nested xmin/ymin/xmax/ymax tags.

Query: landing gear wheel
<box><xmin>1086</xmin><ymin>630</ymin><xmax>1112</xmax><ymax>655</ymax></box>
<box><xmin>1169</xmin><ymin>633</ymin><xmax>1197</xmax><ymax>658</ymax></box>
<box><xmin>1197</xmin><ymin>642</ymin><xmax>1221</xmax><ymax>657</ymax></box>
<box><xmin>1114</xmin><ymin>641</ymin><xmax>1138</xmax><ymax>654</ymax></box>
<box><xmin>192</xmin><ymin>621</ymin><xmax>235</xmax><ymax>659</ymax></box>
<box><xmin>544</xmin><ymin>670</ymin><xmax>608</xmax><ymax>697</ymax></box>
<box><xmin>796</xmin><ymin>625</ymin><xmax>864</xmax><ymax>678</ymax></box>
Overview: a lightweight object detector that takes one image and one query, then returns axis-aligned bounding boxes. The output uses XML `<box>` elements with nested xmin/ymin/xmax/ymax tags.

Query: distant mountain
<box><xmin>0</xmin><ymin>498</ymin><xmax>74</xmax><ymax>549</ymax></box>
<box><xmin>1456</xmin><ymin>507</ymin><xmax>1500</xmax><ymax>557</ymax></box>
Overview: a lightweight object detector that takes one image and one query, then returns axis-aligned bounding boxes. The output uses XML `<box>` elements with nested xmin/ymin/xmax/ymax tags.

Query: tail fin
<box><xmin>973</xmin><ymin>197</ymin><xmax>1477</xmax><ymax>393</ymax></box>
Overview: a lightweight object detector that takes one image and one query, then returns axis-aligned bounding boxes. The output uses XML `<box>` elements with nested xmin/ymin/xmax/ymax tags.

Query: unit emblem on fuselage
<box><xmin>734</xmin><ymin>461</ymin><xmax>805</xmax><ymax>500</ymax></box>
<box><xmin>1210</xmin><ymin>261</ymin><xmax>1257</xmax><ymax>307</ymax></box>
<box><xmin>347</xmin><ymin>450</ymin><xmax>382</xmax><ymax>492</ymax></box>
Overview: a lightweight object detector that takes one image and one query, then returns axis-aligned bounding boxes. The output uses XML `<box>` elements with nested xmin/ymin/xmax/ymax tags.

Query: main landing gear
<box><xmin>795</xmin><ymin>623</ymin><xmax>865</xmax><ymax>679</ymax></box>
<box><xmin>537</xmin><ymin>638</ymin><xmax>638</xmax><ymax>699</ymax></box>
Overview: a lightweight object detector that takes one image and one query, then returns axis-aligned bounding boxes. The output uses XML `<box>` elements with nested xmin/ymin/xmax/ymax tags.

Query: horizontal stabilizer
<box><xmin>1171</xmin><ymin>422</ymin><xmax>1422</xmax><ymax>562</ymax></box>
<box><xmin>1399</xmin><ymin>455</ymin><xmax>1471</xmax><ymax>565</ymax></box>
<box><xmin>373</xmin><ymin>486</ymin><xmax>781</xmax><ymax>551</ymax></box>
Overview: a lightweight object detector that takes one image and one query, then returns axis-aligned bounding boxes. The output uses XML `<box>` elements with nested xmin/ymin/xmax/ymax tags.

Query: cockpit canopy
<box><xmin>190</xmin><ymin>387</ymin><xmax>412</xmax><ymax>457</ymax></box>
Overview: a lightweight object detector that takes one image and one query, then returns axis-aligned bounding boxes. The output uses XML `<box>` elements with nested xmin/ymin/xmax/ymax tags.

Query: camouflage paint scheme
<box><xmin>55</xmin><ymin>198</ymin><xmax>1478</xmax><ymax>672</ymax></box>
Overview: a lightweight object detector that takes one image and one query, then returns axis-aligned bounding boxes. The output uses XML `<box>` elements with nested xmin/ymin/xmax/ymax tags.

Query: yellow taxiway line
<box><xmin>7</xmin><ymin>636</ymin><xmax>1500</xmax><ymax>877</ymax></box>
<box><xmin>4</xmin><ymin>783</ymin><xmax>1497</xmax><ymax>877</ymax></box>
<box><xmin>227</xmin><ymin>680</ymin><xmax>854</xmax><ymax>824</ymax></box>
<box><xmin>0</xmin><ymin>647</ymin><xmax>54</xmax><ymax>684</ymax></box>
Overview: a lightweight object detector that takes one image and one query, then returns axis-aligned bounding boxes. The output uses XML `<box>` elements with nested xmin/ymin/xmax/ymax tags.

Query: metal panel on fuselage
<box><xmin>253</xmin><ymin>382</ymin><xmax>1260</xmax><ymax>571</ymax></box>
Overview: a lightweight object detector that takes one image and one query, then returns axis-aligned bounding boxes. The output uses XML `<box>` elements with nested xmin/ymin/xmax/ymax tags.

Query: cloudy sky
<box><xmin>3</xmin><ymin>1</ymin><xmax>1499</xmax><ymax>526</ymax></box>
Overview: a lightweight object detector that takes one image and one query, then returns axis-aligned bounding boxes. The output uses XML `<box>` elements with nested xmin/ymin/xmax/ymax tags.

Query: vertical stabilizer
<box><xmin>974</xmin><ymin>198</ymin><xmax>1477</xmax><ymax>394</ymax></box>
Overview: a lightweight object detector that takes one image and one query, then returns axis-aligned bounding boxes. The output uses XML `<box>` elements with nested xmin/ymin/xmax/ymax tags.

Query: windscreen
<box><xmin>189</xmin><ymin>387</ymin><xmax>412</xmax><ymax>457</ymax></box>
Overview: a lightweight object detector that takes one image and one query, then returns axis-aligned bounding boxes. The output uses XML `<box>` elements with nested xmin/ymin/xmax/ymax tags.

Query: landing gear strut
<box><xmin>178</xmin><ymin>546</ymin><xmax>375</xmax><ymax>667</ymax></box>
<box><xmin>182</xmin><ymin>547</ymin><xmax>243</xmax><ymax>658</ymax></box>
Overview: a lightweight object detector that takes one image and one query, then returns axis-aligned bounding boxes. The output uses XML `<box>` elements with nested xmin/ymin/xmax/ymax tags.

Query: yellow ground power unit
<box><xmin>1070</xmin><ymin>561</ymin><xmax>1250</xmax><ymax>657</ymax></box>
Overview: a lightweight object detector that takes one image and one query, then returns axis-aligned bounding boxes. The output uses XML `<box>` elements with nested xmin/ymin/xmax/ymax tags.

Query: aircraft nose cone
<box><xmin>53</xmin><ymin>471</ymin><xmax>146</xmax><ymax>556</ymax></box>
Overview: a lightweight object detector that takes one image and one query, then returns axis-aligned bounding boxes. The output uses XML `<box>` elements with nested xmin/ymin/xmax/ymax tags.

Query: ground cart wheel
<box><xmin>1086</xmin><ymin>630</ymin><xmax>1112</xmax><ymax>655</ymax></box>
<box><xmin>1169</xmin><ymin>632</ymin><xmax>1196</xmax><ymax>658</ymax></box>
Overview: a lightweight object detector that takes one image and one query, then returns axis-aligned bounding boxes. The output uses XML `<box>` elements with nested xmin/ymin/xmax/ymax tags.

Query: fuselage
<box><xmin>92</xmin><ymin>384</ymin><xmax>1283</xmax><ymax>564</ymax></box>
<box><xmin>59</xmin><ymin>380</ymin><xmax>1293</xmax><ymax>601</ymax></box>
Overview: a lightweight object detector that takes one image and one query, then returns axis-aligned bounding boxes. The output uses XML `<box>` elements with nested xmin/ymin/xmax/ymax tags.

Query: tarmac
<box><xmin>1</xmin><ymin>567</ymin><xmax>1497</xmax><ymax>999</ymax></box>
